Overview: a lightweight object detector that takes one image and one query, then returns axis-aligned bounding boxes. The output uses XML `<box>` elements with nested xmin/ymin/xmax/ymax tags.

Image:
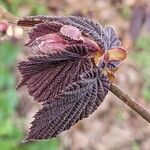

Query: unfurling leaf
<box><xmin>28</xmin><ymin>22</ymin><xmax>63</xmax><ymax>41</ymax></box>
<box><xmin>17</xmin><ymin>15</ymin><xmax>126</xmax><ymax>141</ymax></box>
<box><xmin>104</xmin><ymin>48</ymin><xmax>127</xmax><ymax>62</ymax></box>
<box><xmin>24</xmin><ymin>68</ymin><xmax>110</xmax><ymax>141</ymax></box>
<box><xmin>17</xmin><ymin>45</ymin><xmax>92</xmax><ymax>102</ymax></box>
<box><xmin>17</xmin><ymin>16</ymin><xmax>106</xmax><ymax>53</ymax></box>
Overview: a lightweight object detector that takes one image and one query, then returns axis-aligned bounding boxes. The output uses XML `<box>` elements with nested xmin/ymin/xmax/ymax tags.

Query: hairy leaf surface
<box><xmin>16</xmin><ymin>16</ymin><xmax>126</xmax><ymax>141</ymax></box>
<box><xmin>24</xmin><ymin>68</ymin><xmax>110</xmax><ymax>141</ymax></box>
<box><xmin>18</xmin><ymin>16</ymin><xmax>112</xmax><ymax>50</ymax></box>
<box><xmin>17</xmin><ymin>45</ymin><xmax>92</xmax><ymax>102</ymax></box>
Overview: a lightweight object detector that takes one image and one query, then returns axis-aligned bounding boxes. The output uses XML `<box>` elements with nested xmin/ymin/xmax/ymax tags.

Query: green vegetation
<box><xmin>131</xmin><ymin>142</ymin><xmax>140</xmax><ymax>150</ymax></box>
<box><xmin>132</xmin><ymin>36</ymin><xmax>150</xmax><ymax>101</ymax></box>
<box><xmin>0</xmin><ymin>0</ymin><xmax>47</xmax><ymax>16</ymax></box>
<box><xmin>120</xmin><ymin>6</ymin><xmax>131</xmax><ymax>20</ymax></box>
<box><xmin>0</xmin><ymin>41</ymin><xmax>59</xmax><ymax>150</ymax></box>
<box><xmin>0</xmin><ymin>2</ymin><xmax>59</xmax><ymax>149</ymax></box>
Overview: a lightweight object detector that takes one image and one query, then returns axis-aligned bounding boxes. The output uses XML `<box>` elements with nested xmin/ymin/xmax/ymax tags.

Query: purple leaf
<box><xmin>102</xmin><ymin>26</ymin><xmax>121</xmax><ymax>51</ymax></box>
<box><xmin>17</xmin><ymin>45</ymin><xmax>92</xmax><ymax>102</ymax></box>
<box><xmin>17</xmin><ymin>16</ymin><xmax>107</xmax><ymax>50</ymax></box>
<box><xmin>16</xmin><ymin>16</ymin><xmax>125</xmax><ymax>142</ymax></box>
<box><xmin>28</xmin><ymin>22</ymin><xmax>63</xmax><ymax>41</ymax></box>
<box><xmin>26</xmin><ymin>33</ymin><xmax>67</xmax><ymax>54</ymax></box>
<box><xmin>97</xmin><ymin>27</ymin><xmax>126</xmax><ymax>70</ymax></box>
<box><xmin>24</xmin><ymin>68</ymin><xmax>110</xmax><ymax>141</ymax></box>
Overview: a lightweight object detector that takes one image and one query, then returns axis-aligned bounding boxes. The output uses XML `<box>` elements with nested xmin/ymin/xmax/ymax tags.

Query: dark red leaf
<box><xmin>28</xmin><ymin>22</ymin><xmax>63</xmax><ymax>41</ymax></box>
<box><xmin>16</xmin><ymin>16</ymin><xmax>125</xmax><ymax>142</ymax></box>
<box><xmin>24</xmin><ymin>68</ymin><xmax>110</xmax><ymax>141</ymax></box>
<box><xmin>17</xmin><ymin>45</ymin><xmax>92</xmax><ymax>102</ymax></box>
<box><xmin>17</xmin><ymin>16</ymin><xmax>105</xmax><ymax>50</ymax></box>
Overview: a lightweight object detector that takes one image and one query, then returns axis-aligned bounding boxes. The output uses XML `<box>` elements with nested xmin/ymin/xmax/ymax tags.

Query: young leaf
<box><xmin>17</xmin><ymin>16</ymin><xmax>106</xmax><ymax>51</ymax></box>
<box><xmin>24</xmin><ymin>68</ymin><xmax>110</xmax><ymax>141</ymax></box>
<box><xmin>17</xmin><ymin>45</ymin><xmax>92</xmax><ymax>102</ymax></box>
<box><xmin>97</xmin><ymin>27</ymin><xmax>127</xmax><ymax>71</ymax></box>
<box><xmin>17</xmin><ymin>16</ymin><xmax>126</xmax><ymax>141</ymax></box>
<box><xmin>28</xmin><ymin>22</ymin><xmax>63</xmax><ymax>41</ymax></box>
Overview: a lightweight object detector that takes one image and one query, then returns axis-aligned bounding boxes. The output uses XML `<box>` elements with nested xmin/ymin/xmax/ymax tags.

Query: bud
<box><xmin>0</xmin><ymin>21</ymin><xmax>8</xmax><ymax>33</ymax></box>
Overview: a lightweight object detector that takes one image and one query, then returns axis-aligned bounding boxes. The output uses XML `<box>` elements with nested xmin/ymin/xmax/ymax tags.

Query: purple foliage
<box><xmin>17</xmin><ymin>16</ymin><xmax>125</xmax><ymax>141</ymax></box>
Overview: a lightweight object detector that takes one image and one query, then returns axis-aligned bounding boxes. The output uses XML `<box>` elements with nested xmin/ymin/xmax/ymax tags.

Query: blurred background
<box><xmin>0</xmin><ymin>0</ymin><xmax>150</xmax><ymax>150</ymax></box>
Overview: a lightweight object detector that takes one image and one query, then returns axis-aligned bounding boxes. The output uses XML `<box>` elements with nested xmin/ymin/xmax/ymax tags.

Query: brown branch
<box><xmin>110</xmin><ymin>83</ymin><xmax>150</xmax><ymax>123</ymax></box>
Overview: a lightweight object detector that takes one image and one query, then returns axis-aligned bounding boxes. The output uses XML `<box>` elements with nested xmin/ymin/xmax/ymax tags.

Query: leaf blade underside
<box><xmin>17</xmin><ymin>16</ymin><xmax>107</xmax><ymax>50</ymax></box>
<box><xmin>16</xmin><ymin>15</ymin><xmax>125</xmax><ymax>142</ymax></box>
<box><xmin>24</xmin><ymin>68</ymin><xmax>110</xmax><ymax>141</ymax></box>
<box><xmin>17</xmin><ymin>45</ymin><xmax>92</xmax><ymax>102</ymax></box>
